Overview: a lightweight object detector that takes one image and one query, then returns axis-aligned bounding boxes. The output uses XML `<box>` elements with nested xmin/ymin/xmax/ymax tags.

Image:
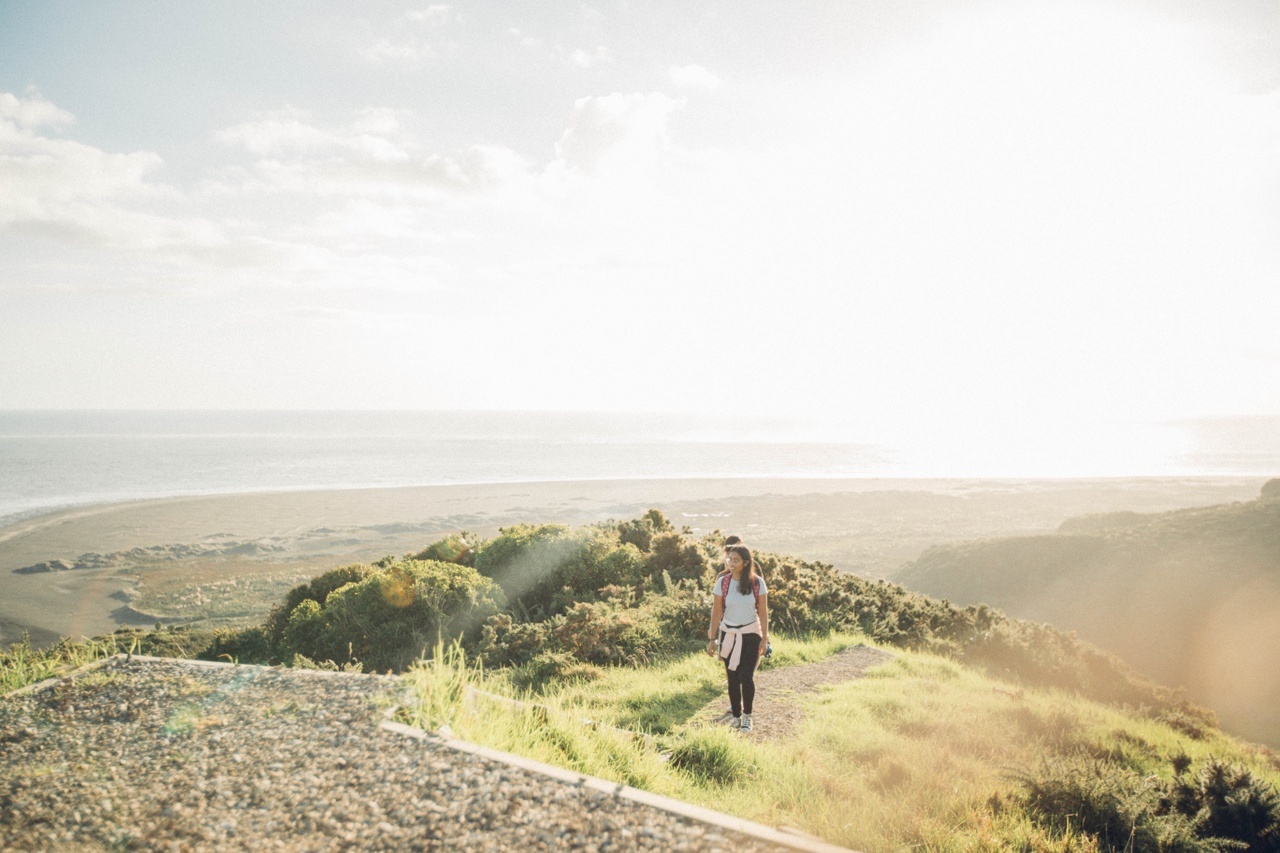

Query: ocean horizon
<box><xmin>2</xmin><ymin>410</ymin><xmax>1276</xmax><ymax>528</ymax></box>
<box><xmin>0</xmin><ymin>410</ymin><xmax>898</xmax><ymax>527</ymax></box>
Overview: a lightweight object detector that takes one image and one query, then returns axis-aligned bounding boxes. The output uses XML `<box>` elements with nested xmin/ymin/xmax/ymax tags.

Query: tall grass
<box><xmin>0</xmin><ymin>634</ymin><xmax>125</xmax><ymax>694</ymax></box>
<box><xmin>400</xmin><ymin>634</ymin><xmax>1280</xmax><ymax>852</ymax></box>
<box><xmin>401</xmin><ymin>639</ymin><xmax>681</xmax><ymax>794</ymax></box>
<box><xmin>0</xmin><ymin>627</ymin><xmax>233</xmax><ymax>694</ymax></box>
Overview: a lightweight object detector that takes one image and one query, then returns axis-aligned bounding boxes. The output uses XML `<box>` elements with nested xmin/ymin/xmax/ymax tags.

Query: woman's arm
<box><xmin>756</xmin><ymin>594</ymin><xmax>768</xmax><ymax>647</ymax></box>
<box><xmin>707</xmin><ymin>595</ymin><xmax>724</xmax><ymax>655</ymax></box>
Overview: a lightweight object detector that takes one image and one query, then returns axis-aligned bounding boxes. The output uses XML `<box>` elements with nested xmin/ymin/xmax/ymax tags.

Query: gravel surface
<box><xmin>0</xmin><ymin>657</ymin><xmax>811</xmax><ymax>852</ymax></box>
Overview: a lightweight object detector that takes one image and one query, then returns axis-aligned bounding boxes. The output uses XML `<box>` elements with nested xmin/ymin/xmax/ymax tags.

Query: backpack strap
<box><xmin>720</xmin><ymin>574</ymin><xmax>762</xmax><ymax>603</ymax></box>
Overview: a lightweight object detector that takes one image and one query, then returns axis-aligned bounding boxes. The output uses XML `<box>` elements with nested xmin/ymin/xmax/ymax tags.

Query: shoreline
<box><xmin>5</xmin><ymin>469</ymin><xmax>1271</xmax><ymax>537</ymax></box>
<box><xmin>1</xmin><ymin>475</ymin><xmax>1267</xmax><ymax>649</ymax></box>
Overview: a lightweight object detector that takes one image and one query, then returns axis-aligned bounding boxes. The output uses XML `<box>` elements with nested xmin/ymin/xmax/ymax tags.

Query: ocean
<box><xmin>0</xmin><ymin>410</ymin><xmax>895</xmax><ymax>526</ymax></box>
<box><xmin>2</xmin><ymin>410</ymin><xmax>1276</xmax><ymax>528</ymax></box>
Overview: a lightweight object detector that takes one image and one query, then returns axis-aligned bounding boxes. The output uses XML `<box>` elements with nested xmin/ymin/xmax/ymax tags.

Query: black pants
<box><xmin>723</xmin><ymin>633</ymin><xmax>761</xmax><ymax>717</ymax></box>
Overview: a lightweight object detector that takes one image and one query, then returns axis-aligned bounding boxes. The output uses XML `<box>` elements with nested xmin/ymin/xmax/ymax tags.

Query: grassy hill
<box><xmin>896</xmin><ymin>480</ymin><xmax>1280</xmax><ymax>748</ymax></box>
<box><xmin>6</xmin><ymin>507</ymin><xmax>1280</xmax><ymax>851</ymax></box>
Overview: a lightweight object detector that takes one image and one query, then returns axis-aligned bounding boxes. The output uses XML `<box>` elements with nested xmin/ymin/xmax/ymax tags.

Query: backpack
<box><xmin>718</xmin><ymin>573</ymin><xmax>762</xmax><ymax>602</ymax></box>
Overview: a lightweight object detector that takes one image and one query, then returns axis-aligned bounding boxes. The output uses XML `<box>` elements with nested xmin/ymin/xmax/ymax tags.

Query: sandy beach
<box><xmin>0</xmin><ymin>476</ymin><xmax>1264</xmax><ymax>648</ymax></box>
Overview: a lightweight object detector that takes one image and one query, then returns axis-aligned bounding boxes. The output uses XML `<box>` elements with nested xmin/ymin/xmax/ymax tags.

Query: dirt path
<box><xmin>708</xmin><ymin>644</ymin><xmax>896</xmax><ymax>742</ymax></box>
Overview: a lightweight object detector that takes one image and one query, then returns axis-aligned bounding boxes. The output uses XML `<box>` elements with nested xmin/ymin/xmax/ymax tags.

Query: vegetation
<box><xmin>7</xmin><ymin>504</ymin><xmax>1280</xmax><ymax>851</ymax></box>
<box><xmin>0</xmin><ymin>626</ymin><xmax>229</xmax><ymax>694</ymax></box>
<box><xmin>398</xmin><ymin>635</ymin><xmax>1280</xmax><ymax>852</ymax></box>
<box><xmin>896</xmin><ymin>480</ymin><xmax>1280</xmax><ymax>745</ymax></box>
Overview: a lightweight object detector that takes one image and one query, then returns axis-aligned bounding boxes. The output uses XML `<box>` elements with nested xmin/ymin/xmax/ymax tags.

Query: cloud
<box><xmin>568</xmin><ymin>46</ymin><xmax>613</xmax><ymax>68</ymax></box>
<box><xmin>362</xmin><ymin>38</ymin><xmax>435</xmax><ymax>63</ymax></box>
<box><xmin>218</xmin><ymin>108</ymin><xmax>527</xmax><ymax>195</ymax></box>
<box><xmin>668</xmin><ymin>64</ymin><xmax>722</xmax><ymax>92</ymax></box>
<box><xmin>217</xmin><ymin>107</ymin><xmax>410</xmax><ymax>160</ymax></box>
<box><xmin>405</xmin><ymin>5</ymin><xmax>451</xmax><ymax>26</ymax></box>
<box><xmin>507</xmin><ymin>27</ymin><xmax>541</xmax><ymax>49</ymax></box>
<box><xmin>553</xmin><ymin>92</ymin><xmax>685</xmax><ymax>175</ymax></box>
<box><xmin>0</xmin><ymin>91</ymin><xmax>75</xmax><ymax>130</ymax></box>
<box><xmin>0</xmin><ymin>92</ymin><xmax>229</xmax><ymax>252</ymax></box>
<box><xmin>361</xmin><ymin>5</ymin><xmax>454</xmax><ymax>64</ymax></box>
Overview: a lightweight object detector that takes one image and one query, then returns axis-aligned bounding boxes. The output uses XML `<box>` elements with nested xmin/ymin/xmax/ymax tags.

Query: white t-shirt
<box><xmin>715</xmin><ymin>574</ymin><xmax>767</xmax><ymax>626</ymax></box>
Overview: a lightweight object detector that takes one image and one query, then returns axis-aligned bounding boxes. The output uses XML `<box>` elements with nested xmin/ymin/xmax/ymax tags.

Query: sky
<box><xmin>2</xmin><ymin>0</ymin><xmax>1279</xmax><ymax>475</ymax></box>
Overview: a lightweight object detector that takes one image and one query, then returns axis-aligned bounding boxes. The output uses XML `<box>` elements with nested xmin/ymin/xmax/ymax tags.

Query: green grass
<box><xmin>0</xmin><ymin>634</ymin><xmax>126</xmax><ymax>694</ymax></box>
<box><xmin>400</xmin><ymin>633</ymin><xmax>1280</xmax><ymax>853</ymax></box>
<box><xmin>0</xmin><ymin>627</ymin><xmax>229</xmax><ymax>694</ymax></box>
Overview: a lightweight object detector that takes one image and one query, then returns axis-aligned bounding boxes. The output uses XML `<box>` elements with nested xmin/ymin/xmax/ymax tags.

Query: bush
<box><xmin>1017</xmin><ymin>756</ymin><xmax>1208</xmax><ymax>852</ymax></box>
<box><xmin>475</xmin><ymin>613</ymin><xmax>552</xmax><ymax>669</ymax></box>
<box><xmin>198</xmin><ymin>626</ymin><xmax>272</xmax><ymax>665</ymax></box>
<box><xmin>551</xmin><ymin>601</ymin><xmax>659</xmax><ymax>666</ymax></box>
<box><xmin>1164</xmin><ymin>758</ymin><xmax>1280</xmax><ymax>852</ymax></box>
<box><xmin>276</xmin><ymin>559</ymin><xmax>503</xmax><ymax>672</ymax></box>
<box><xmin>264</xmin><ymin>563</ymin><xmax>375</xmax><ymax>646</ymax></box>
<box><xmin>1260</xmin><ymin>479</ymin><xmax>1280</xmax><ymax>502</ymax></box>
<box><xmin>1018</xmin><ymin>754</ymin><xmax>1280</xmax><ymax>852</ymax></box>
<box><xmin>412</xmin><ymin>533</ymin><xmax>477</xmax><ymax>566</ymax></box>
<box><xmin>474</xmin><ymin>524</ymin><xmax>585</xmax><ymax>618</ymax></box>
<box><xmin>643</xmin><ymin>583</ymin><xmax>713</xmax><ymax>652</ymax></box>
<box><xmin>475</xmin><ymin>524</ymin><xmax>649</xmax><ymax>619</ymax></box>
<box><xmin>645</xmin><ymin>530</ymin><xmax>708</xmax><ymax>585</ymax></box>
<box><xmin>616</xmin><ymin>508</ymin><xmax>673</xmax><ymax>552</ymax></box>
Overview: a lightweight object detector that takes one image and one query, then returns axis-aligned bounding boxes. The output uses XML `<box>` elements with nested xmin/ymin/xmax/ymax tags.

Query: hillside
<box><xmin>7</xmin><ymin>508</ymin><xmax>1280</xmax><ymax>851</ymax></box>
<box><xmin>897</xmin><ymin>479</ymin><xmax>1280</xmax><ymax>746</ymax></box>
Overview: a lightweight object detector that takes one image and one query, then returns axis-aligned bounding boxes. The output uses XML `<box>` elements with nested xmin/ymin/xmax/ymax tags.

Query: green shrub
<box><xmin>475</xmin><ymin>613</ymin><xmax>552</xmax><ymax>668</ymax></box>
<box><xmin>645</xmin><ymin>530</ymin><xmax>708</xmax><ymax>585</ymax></box>
<box><xmin>1261</xmin><ymin>479</ymin><xmax>1280</xmax><ymax>502</ymax></box>
<box><xmin>198</xmin><ymin>626</ymin><xmax>272</xmax><ymax>664</ymax></box>
<box><xmin>281</xmin><ymin>599</ymin><xmax>326</xmax><ymax>662</ymax></box>
<box><xmin>1165</xmin><ymin>758</ymin><xmax>1280</xmax><ymax>852</ymax></box>
<box><xmin>1016</xmin><ymin>756</ymin><xmax>1209</xmax><ymax>852</ymax></box>
<box><xmin>551</xmin><ymin>601</ymin><xmax>659</xmax><ymax>666</ymax></box>
<box><xmin>1017</xmin><ymin>754</ymin><xmax>1280</xmax><ymax>852</ymax></box>
<box><xmin>412</xmin><ymin>532</ymin><xmax>477</xmax><ymax>566</ymax></box>
<box><xmin>475</xmin><ymin>524</ymin><xmax>650</xmax><ymax>619</ymax></box>
<box><xmin>761</xmin><ymin>554</ymin><xmax>859</xmax><ymax>636</ymax></box>
<box><xmin>264</xmin><ymin>563</ymin><xmax>375</xmax><ymax>645</ymax></box>
<box><xmin>474</xmin><ymin>524</ymin><xmax>586</xmax><ymax>618</ymax></box>
<box><xmin>643</xmin><ymin>583</ymin><xmax>713</xmax><ymax>652</ymax></box>
<box><xmin>616</xmin><ymin>508</ymin><xmax>673</xmax><ymax>552</ymax></box>
<box><xmin>276</xmin><ymin>559</ymin><xmax>503</xmax><ymax>672</ymax></box>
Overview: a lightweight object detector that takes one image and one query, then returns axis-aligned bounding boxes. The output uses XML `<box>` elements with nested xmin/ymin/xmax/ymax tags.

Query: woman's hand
<box><xmin>706</xmin><ymin>639</ymin><xmax>717</xmax><ymax>657</ymax></box>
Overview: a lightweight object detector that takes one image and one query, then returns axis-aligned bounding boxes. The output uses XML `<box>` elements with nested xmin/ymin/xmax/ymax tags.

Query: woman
<box><xmin>706</xmin><ymin>543</ymin><xmax>768</xmax><ymax>732</ymax></box>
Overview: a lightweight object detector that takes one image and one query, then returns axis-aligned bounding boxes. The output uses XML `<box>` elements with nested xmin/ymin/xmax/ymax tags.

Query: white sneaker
<box><xmin>729</xmin><ymin>716</ymin><xmax>742</xmax><ymax>729</ymax></box>
<box><xmin>741</xmin><ymin>714</ymin><xmax>753</xmax><ymax>732</ymax></box>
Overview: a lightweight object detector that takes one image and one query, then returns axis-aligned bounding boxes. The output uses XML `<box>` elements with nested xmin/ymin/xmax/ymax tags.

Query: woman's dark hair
<box><xmin>725</xmin><ymin>544</ymin><xmax>757</xmax><ymax>595</ymax></box>
<box><xmin>723</xmin><ymin>535</ymin><xmax>742</xmax><ymax>547</ymax></box>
